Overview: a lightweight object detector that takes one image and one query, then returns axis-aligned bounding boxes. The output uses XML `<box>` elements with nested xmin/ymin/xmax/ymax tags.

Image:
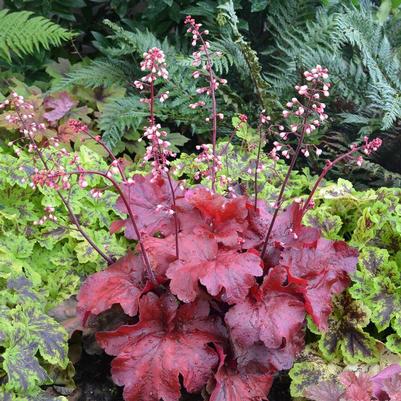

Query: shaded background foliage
<box><xmin>1</xmin><ymin>0</ymin><xmax>401</xmax><ymax>185</ymax></box>
<box><xmin>1</xmin><ymin>0</ymin><xmax>401</xmax><ymax>400</ymax></box>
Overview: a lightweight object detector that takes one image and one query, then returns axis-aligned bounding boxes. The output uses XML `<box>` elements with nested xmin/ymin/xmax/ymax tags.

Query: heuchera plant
<box><xmin>0</xmin><ymin>17</ymin><xmax>384</xmax><ymax>401</ymax></box>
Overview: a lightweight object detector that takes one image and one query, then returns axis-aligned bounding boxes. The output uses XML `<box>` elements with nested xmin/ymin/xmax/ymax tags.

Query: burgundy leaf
<box><xmin>225</xmin><ymin>266</ymin><xmax>305</xmax><ymax>349</ymax></box>
<box><xmin>167</xmin><ymin>234</ymin><xmax>263</xmax><ymax>304</ymax></box>
<box><xmin>96</xmin><ymin>293</ymin><xmax>225</xmax><ymax>401</ymax></box>
<box><xmin>77</xmin><ymin>252</ymin><xmax>145</xmax><ymax>321</ymax></box>
<box><xmin>115</xmin><ymin>175</ymin><xmax>183</xmax><ymax>239</ymax></box>
<box><xmin>280</xmin><ymin>238</ymin><xmax>358</xmax><ymax>329</ymax></box>
<box><xmin>186</xmin><ymin>187</ymin><xmax>248</xmax><ymax>223</ymax></box>
<box><xmin>304</xmin><ymin>381</ymin><xmax>343</xmax><ymax>401</ymax></box>
<box><xmin>209</xmin><ymin>348</ymin><xmax>273</xmax><ymax>401</ymax></box>
<box><xmin>43</xmin><ymin>92</ymin><xmax>75</xmax><ymax>122</ymax></box>
<box><xmin>225</xmin><ymin>266</ymin><xmax>305</xmax><ymax>370</ymax></box>
<box><xmin>141</xmin><ymin>235</ymin><xmax>177</xmax><ymax>276</ymax></box>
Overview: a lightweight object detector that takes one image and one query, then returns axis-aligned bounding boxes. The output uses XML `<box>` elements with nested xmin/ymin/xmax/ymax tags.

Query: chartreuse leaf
<box><xmin>3</xmin><ymin>339</ymin><xmax>50</xmax><ymax>392</ymax></box>
<box><xmin>303</xmin><ymin>205</ymin><xmax>343</xmax><ymax>240</ymax></box>
<box><xmin>350</xmin><ymin>247</ymin><xmax>401</xmax><ymax>333</ymax></box>
<box><xmin>16</xmin><ymin>305</ymin><xmax>69</xmax><ymax>366</ymax></box>
<box><xmin>309</xmin><ymin>293</ymin><xmax>378</xmax><ymax>364</ymax></box>
<box><xmin>289</xmin><ymin>345</ymin><xmax>343</xmax><ymax>398</ymax></box>
<box><xmin>1</xmin><ymin>303</ymin><xmax>68</xmax><ymax>395</ymax></box>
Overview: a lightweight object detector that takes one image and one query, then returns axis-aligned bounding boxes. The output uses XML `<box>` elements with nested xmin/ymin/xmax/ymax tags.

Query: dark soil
<box><xmin>66</xmin><ymin>350</ymin><xmax>293</xmax><ymax>401</ymax></box>
<box><xmin>67</xmin><ymin>351</ymin><xmax>123</xmax><ymax>401</ymax></box>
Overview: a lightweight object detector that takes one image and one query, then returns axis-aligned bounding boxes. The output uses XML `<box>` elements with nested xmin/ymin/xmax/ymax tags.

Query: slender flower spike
<box><xmin>133</xmin><ymin>48</ymin><xmax>176</xmax><ymax>180</ymax></box>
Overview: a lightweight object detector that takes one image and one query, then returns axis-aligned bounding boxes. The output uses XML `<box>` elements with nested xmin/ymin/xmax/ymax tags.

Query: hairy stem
<box><xmin>260</xmin><ymin>112</ymin><xmax>311</xmax><ymax>259</ymax></box>
<box><xmin>149</xmin><ymin>80</ymin><xmax>180</xmax><ymax>259</ymax></box>
<box><xmin>301</xmin><ymin>147</ymin><xmax>359</xmax><ymax>215</ymax></box>
<box><xmin>254</xmin><ymin>125</ymin><xmax>263</xmax><ymax>209</ymax></box>
<box><xmin>61</xmin><ymin>170</ymin><xmax>157</xmax><ymax>285</ymax></box>
<box><xmin>17</xmin><ymin>111</ymin><xmax>114</xmax><ymax>265</ymax></box>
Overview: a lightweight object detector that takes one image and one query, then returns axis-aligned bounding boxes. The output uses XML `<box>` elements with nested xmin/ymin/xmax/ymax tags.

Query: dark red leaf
<box><xmin>115</xmin><ymin>175</ymin><xmax>183</xmax><ymax>239</ymax></box>
<box><xmin>110</xmin><ymin>219</ymin><xmax>126</xmax><ymax>234</ymax></box>
<box><xmin>186</xmin><ymin>187</ymin><xmax>248</xmax><ymax>224</ymax></box>
<box><xmin>304</xmin><ymin>381</ymin><xmax>343</xmax><ymax>401</ymax></box>
<box><xmin>226</xmin><ymin>266</ymin><xmax>305</xmax><ymax>349</ymax></box>
<box><xmin>77</xmin><ymin>252</ymin><xmax>145</xmax><ymax>321</ymax></box>
<box><xmin>208</xmin><ymin>347</ymin><xmax>273</xmax><ymax>401</ymax></box>
<box><xmin>280</xmin><ymin>238</ymin><xmax>358</xmax><ymax>330</ymax></box>
<box><xmin>96</xmin><ymin>293</ymin><xmax>225</xmax><ymax>401</ymax></box>
<box><xmin>167</xmin><ymin>234</ymin><xmax>263</xmax><ymax>303</ymax></box>
<box><xmin>141</xmin><ymin>235</ymin><xmax>177</xmax><ymax>276</ymax></box>
<box><xmin>225</xmin><ymin>266</ymin><xmax>305</xmax><ymax>370</ymax></box>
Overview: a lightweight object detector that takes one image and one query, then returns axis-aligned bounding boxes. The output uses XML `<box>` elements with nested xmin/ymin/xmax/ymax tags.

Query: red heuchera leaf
<box><xmin>43</xmin><ymin>92</ymin><xmax>75</xmax><ymax>122</ymax></box>
<box><xmin>225</xmin><ymin>266</ymin><xmax>305</xmax><ymax>348</ymax></box>
<box><xmin>166</xmin><ymin>234</ymin><xmax>263</xmax><ymax>303</ymax></box>
<box><xmin>340</xmin><ymin>371</ymin><xmax>373</xmax><ymax>401</ymax></box>
<box><xmin>372</xmin><ymin>365</ymin><xmax>401</xmax><ymax>401</ymax></box>
<box><xmin>304</xmin><ymin>381</ymin><xmax>343</xmax><ymax>401</ymax></box>
<box><xmin>115</xmin><ymin>175</ymin><xmax>183</xmax><ymax>239</ymax></box>
<box><xmin>141</xmin><ymin>235</ymin><xmax>177</xmax><ymax>276</ymax></box>
<box><xmin>280</xmin><ymin>238</ymin><xmax>358</xmax><ymax>330</ymax></box>
<box><xmin>96</xmin><ymin>293</ymin><xmax>225</xmax><ymax>401</ymax></box>
<box><xmin>77</xmin><ymin>252</ymin><xmax>145</xmax><ymax>321</ymax></box>
<box><xmin>186</xmin><ymin>187</ymin><xmax>248</xmax><ymax>223</ymax></box>
<box><xmin>208</xmin><ymin>346</ymin><xmax>273</xmax><ymax>401</ymax></box>
<box><xmin>225</xmin><ymin>266</ymin><xmax>305</xmax><ymax>370</ymax></box>
<box><xmin>234</xmin><ymin>325</ymin><xmax>305</xmax><ymax>372</ymax></box>
<box><xmin>245</xmin><ymin>201</ymin><xmax>320</xmax><ymax>266</ymax></box>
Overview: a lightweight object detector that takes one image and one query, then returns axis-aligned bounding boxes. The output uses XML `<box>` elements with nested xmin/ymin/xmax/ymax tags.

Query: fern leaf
<box><xmin>0</xmin><ymin>9</ymin><xmax>74</xmax><ymax>62</ymax></box>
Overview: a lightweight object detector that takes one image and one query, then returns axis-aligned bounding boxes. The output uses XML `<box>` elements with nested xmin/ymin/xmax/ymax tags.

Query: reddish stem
<box><xmin>149</xmin><ymin>80</ymin><xmax>180</xmax><ymax>259</ymax></box>
<box><xmin>198</xmin><ymin>35</ymin><xmax>218</xmax><ymax>192</ymax></box>
<box><xmin>60</xmin><ymin>170</ymin><xmax>157</xmax><ymax>285</ymax></box>
<box><xmin>301</xmin><ymin>147</ymin><xmax>360</xmax><ymax>215</ymax></box>
<box><xmin>254</xmin><ymin>125</ymin><xmax>263</xmax><ymax>209</ymax></box>
<box><xmin>84</xmin><ymin>131</ymin><xmax>126</xmax><ymax>181</ymax></box>
<box><xmin>260</xmin><ymin>109</ymin><xmax>312</xmax><ymax>259</ymax></box>
<box><xmin>16</xmin><ymin>110</ymin><xmax>114</xmax><ymax>265</ymax></box>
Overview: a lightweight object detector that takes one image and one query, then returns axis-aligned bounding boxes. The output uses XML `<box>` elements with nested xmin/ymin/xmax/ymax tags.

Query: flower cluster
<box><xmin>263</xmin><ymin>65</ymin><xmax>331</xmax><ymax>161</ymax></box>
<box><xmin>185</xmin><ymin>15</ymin><xmax>228</xmax><ymax>190</ymax></box>
<box><xmin>133</xmin><ymin>48</ymin><xmax>175</xmax><ymax>181</ymax></box>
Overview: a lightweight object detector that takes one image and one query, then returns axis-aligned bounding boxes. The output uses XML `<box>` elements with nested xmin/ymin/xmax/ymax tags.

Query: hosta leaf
<box><xmin>96</xmin><ymin>293</ymin><xmax>225</xmax><ymax>401</ymax></box>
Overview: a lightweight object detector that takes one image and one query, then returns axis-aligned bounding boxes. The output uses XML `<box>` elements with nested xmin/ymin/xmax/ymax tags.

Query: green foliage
<box><xmin>0</xmin><ymin>9</ymin><xmax>74</xmax><ymax>62</ymax></box>
<box><xmin>0</xmin><ymin>144</ymin><xmax>128</xmax><ymax>398</ymax></box>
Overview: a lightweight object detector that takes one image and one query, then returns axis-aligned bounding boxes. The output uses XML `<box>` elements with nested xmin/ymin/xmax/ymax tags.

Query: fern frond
<box><xmin>54</xmin><ymin>59</ymin><xmax>133</xmax><ymax>90</ymax></box>
<box><xmin>98</xmin><ymin>96</ymin><xmax>148</xmax><ymax>148</ymax></box>
<box><xmin>0</xmin><ymin>9</ymin><xmax>74</xmax><ymax>62</ymax></box>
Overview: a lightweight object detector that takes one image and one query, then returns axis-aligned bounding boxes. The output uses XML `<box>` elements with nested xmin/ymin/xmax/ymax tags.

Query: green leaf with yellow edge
<box><xmin>289</xmin><ymin>344</ymin><xmax>343</xmax><ymax>398</ymax></box>
<box><xmin>303</xmin><ymin>205</ymin><xmax>343</xmax><ymax>240</ymax></box>
<box><xmin>3</xmin><ymin>339</ymin><xmax>50</xmax><ymax>393</ymax></box>
<box><xmin>350</xmin><ymin>247</ymin><xmax>401</xmax><ymax>333</ymax></box>
<box><xmin>309</xmin><ymin>293</ymin><xmax>378</xmax><ymax>364</ymax></box>
<box><xmin>13</xmin><ymin>305</ymin><xmax>69</xmax><ymax>367</ymax></box>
